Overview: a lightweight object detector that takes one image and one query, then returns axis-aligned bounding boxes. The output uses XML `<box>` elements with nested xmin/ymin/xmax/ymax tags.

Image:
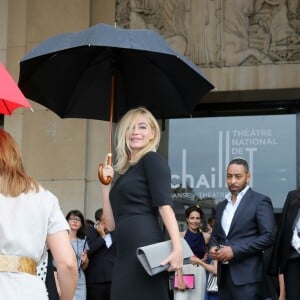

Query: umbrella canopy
<box><xmin>18</xmin><ymin>23</ymin><xmax>214</xmax><ymax>184</ymax></box>
<box><xmin>18</xmin><ymin>23</ymin><xmax>214</xmax><ymax>122</ymax></box>
<box><xmin>0</xmin><ymin>63</ymin><xmax>31</xmax><ymax>115</ymax></box>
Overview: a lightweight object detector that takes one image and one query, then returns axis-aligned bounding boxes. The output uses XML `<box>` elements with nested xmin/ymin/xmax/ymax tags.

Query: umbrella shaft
<box><xmin>108</xmin><ymin>75</ymin><xmax>115</xmax><ymax>153</ymax></box>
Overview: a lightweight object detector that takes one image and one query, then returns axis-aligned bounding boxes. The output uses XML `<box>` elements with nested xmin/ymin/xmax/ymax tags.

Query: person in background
<box><xmin>209</xmin><ymin>158</ymin><xmax>275</xmax><ymax>300</ymax></box>
<box><xmin>66</xmin><ymin>210</ymin><xmax>89</xmax><ymax>300</ymax></box>
<box><xmin>85</xmin><ymin>208</ymin><xmax>116</xmax><ymax>300</ymax></box>
<box><xmin>0</xmin><ymin>128</ymin><xmax>77</xmax><ymax>300</ymax></box>
<box><xmin>174</xmin><ymin>205</ymin><xmax>210</xmax><ymax>300</ymax></box>
<box><xmin>85</xmin><ymin>219</ymin><xmax>95</xmax><ymax>227</ymax></box>
<box><xmin>36</xmin><ymin>250</ymin><xmax>60</xmax><ymax>300</ymax></box>
<box><xmin>201</xmin><ymin>259</ymin><xmax>218</xmax><ymax>300</ymax></box>
<box><xmin>100</xmin><ymin>107</ymin><xmax>183</xmax><ymax>300</ymax></box>
<box><xmin>207</xmin><ymin>216</ymin><xmax>215</xmax><ymax>234</ymax></box>
<box><xmin>269</xmin><ymin>187</ymin><xmax>300</xmax><ymax>300</ymax></box>
<box><xmin>201</xmin><ymin>216</ymin><xmax>219</xmax><ymax>300</ymax></box>
<box><xmin>262</xmin><ymin>247</ymin><xmax>280</xmax><ymax>300</ymax></box>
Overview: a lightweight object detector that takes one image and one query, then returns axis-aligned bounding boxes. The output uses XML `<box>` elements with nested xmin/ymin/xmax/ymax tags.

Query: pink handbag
<box><xmin>173</xmin><ymin>274</ymin><xmax>195</xmax><ymax>289</ymax></box>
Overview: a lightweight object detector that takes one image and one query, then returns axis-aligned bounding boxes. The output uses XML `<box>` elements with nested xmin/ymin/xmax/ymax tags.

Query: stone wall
<box><xmin>116</xmin><ymin>0</ymin><xmax>300</xmax><ymax>66</ymax></box>
<box><xmin>115</xmin><ymin>0</ymin><xmax>300</xmax><ymax>94</ymax></box>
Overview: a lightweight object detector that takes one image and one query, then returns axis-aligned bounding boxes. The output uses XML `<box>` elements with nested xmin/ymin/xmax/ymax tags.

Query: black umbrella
<box><xmin>18</xmin><ymin>23</ymin><xmax>214</xmax><ymax>183</ymax></box>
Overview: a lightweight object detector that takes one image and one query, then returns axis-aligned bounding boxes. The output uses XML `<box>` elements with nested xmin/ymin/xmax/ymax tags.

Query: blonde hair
<box><xmin>114</xmin><ymin>107</ymin><xmax>161</xmax><ymax>174</ymax></box>
<box><xmin>0</xmin><ymin>128</ymin><xmax>39</xmax><ymax>197</ymax></box>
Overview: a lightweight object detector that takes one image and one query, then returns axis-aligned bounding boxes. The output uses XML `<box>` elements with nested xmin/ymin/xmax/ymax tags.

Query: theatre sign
<box><xmin>168</xmin><ymin>115</ymin><xmax>296</xmax><ymax>213</ymax></box>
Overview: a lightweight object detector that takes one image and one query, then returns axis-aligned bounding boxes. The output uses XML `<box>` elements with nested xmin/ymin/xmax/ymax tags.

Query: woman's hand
<box><xmin>158</xmin><ymin>205</ymin><xmax>183</xmax><ymax>272</ymax></box>
<box><xmin>95</xmin><ymin>222</ymin><xmax>106</xmax><ymax>238</ymax></box>
<box><xmin>175</xmin><ymin>269</ymin><xmax>187</xmax><ymax>291</ymax></box>
<box><xmin>177</xmin><ymin>276</ymin><xmax>187</xmax><ymax>291</ymax></box>
<box><xmin>80</xmin><ymin>250</ymin><xmax>89</xmax><ymax>270</ymax></box>
<box><xmin>161</xmin><ymin>248</ymin><xmax>183</xmax><ymax>272</ymax></box>
<box><xmin>99</xmin><ymin>154</ymin><xmax>114</xmax><ymax>188</ymax></box>
<box><xmin>100</xmin><ymin>153</ymin><xmax>116</xmax><ymax>232</ymax></box>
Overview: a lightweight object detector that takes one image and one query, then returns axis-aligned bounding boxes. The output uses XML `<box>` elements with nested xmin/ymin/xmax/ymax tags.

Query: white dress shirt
<box><xmin>222</xmin><ymin>185</ymin><xmax>250</xmax><ymax>236</ymax></box>
<box><xmin>291</xmin><ymin>212</ymin><xmax>300</xmax><ymax>253</ymax></box>
<box><xmin>104</xmin><ymin>232</ymin><xmax>112</xmax><ymax>248</ymax></box>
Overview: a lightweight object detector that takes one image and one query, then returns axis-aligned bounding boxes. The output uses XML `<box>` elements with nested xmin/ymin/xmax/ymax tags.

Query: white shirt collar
<box><xmin>225</xmin><ymin>185</ymin><xmax>250</xmax><ymax>202</ymax></box>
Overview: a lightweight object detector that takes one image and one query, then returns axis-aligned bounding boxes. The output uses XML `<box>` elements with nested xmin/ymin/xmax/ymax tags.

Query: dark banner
<box><xmin>169</xmin><ymin>115</ymin><xmax>296</xmax><ymax>217</ymax></box>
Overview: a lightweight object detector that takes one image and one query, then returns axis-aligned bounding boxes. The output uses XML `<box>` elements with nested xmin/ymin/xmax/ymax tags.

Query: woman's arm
<box><xmin>53</xmin><ymin>271</ymin><xmax>61</xmax><ymax>297</ymax></box>
<box><xmin>279</xmin><ymin>273</ymin><xmax>285</xmax><ymax>300</ymax></box>
<box><xmin>47</xmin><ymin>231</ymin><xmax>78</xmax><ymax>300</ymax></box>
<box><xmin>174</xmin><ymin>231</ymin><xmax>187</xmax><ymax>290</ymax></box>
<box><xmin>190</xmin><ymin>256</ymin><xmax>217</xmax><ymax>275</ymax></box>
<box><xmin>174</xmin><ymin>268</ymin><xmax>187</xmax><ymax>291</ymax></box>
<box><xmin>159</xmin><ymin>205</ymin><xmax>183</xmax><ymax>271</ymax></box>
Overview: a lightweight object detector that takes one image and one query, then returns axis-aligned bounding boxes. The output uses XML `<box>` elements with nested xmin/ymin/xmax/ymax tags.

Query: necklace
<box><xmin>71</xmin><ymin>238</ymin><xmax>81</xmax><ymax>277</ymax></box>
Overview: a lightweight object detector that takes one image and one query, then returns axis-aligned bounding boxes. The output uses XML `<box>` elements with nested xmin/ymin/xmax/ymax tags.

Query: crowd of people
<box><xmin>1</xmin><ymin>107</ymin><xmax>299</xmax><ymax>300</ymax></box>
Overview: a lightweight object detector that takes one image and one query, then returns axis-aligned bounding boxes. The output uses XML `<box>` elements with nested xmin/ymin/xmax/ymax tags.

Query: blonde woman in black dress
<box><xmin>100</xmin><ymin>107</ymin><xmax>183</xmax><ymax>300</ymax></box>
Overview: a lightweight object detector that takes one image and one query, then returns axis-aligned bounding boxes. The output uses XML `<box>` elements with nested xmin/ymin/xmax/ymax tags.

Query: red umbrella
<box><xmin>0</xmin><ymin>62</ymin><xmax>31</xmax><ymax>115</ymax></box>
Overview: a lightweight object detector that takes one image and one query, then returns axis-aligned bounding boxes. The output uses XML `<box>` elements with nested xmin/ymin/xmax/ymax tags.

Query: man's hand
<box><xmin>95</xmin><ymin>222</ymin><xmax>106</xmax><ymax>238</ymax></box>
<box><xmin>209</xmin><ymin>246</ymin><xmax>220</xmax><ymax>260</ymax></box>
<box><xmin>213</xmin><ymin>245</ymin><xmax>234</xmax><ymax>263</ymax></box>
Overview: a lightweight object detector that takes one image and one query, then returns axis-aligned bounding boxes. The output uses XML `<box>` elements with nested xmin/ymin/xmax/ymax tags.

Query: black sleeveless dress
<box><xmin>109</xmin><ymin>152</ymin><xmax>173</xmax><ymax>300</ymax></box>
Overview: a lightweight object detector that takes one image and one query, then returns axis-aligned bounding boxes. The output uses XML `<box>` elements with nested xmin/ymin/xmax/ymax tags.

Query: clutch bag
<box><xmin>136</xmin><ymin>238</ymin><xmax>193</xmax><ymax>276</ymax></box>
<box><xmin>207</xmin><ymin>272</ymin><xmax>218</xmax><ymax>293</ymax></box>
<box><xmin>169</xmin><ymin>274</ymin><xmax>195</xmax><ymax>289</ymax></box>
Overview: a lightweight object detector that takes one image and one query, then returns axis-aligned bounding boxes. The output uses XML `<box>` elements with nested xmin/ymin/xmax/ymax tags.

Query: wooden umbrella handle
<box><xmin>98</xmin><ymin>153</ymin><xmax>112</xmax><ymax>185</ymax></box>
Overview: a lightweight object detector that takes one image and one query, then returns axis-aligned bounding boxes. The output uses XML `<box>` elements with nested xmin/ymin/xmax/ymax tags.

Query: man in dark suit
<box><xmin>209</xmin><ymin>158</ymin><xmax>275</xmax><ymax>300</ymax></box>
<box><xmin>85</xmin><ymin>208</ymin><xmax>116</xmax><ymax>300</ymax></box>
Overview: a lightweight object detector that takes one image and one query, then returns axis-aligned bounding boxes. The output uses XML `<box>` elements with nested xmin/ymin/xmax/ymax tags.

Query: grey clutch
<box><xmin>136</xmin><ymin>238</ymin><xmax>193</xmax><ymax>276</ymax></box>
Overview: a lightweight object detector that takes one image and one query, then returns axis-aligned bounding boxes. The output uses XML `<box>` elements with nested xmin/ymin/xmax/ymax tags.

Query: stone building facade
<box><xmin>0</xmin><ymin>0</ymin><xmax>299</xmax><ymax>219</ymax></box>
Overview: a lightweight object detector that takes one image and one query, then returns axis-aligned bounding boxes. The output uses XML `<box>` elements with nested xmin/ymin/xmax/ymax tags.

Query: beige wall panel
<box><xmin>204</xmin><ymin>64</ymin><xmax>300</xmax><ymax>92</ymax></box>
<box><xmin>41</xmin><ymin>180</ymin><xmax>86</xmax><ymax>216</ymax></box>
<box><xmin>0</xmin><ymin>0</ymin><xmax>8</xmax><ymax>50</ymax></box>
<box><xmin>85</xmin><ymin>181</ymin><xmax>102</xmax><ymax>220</ymax></box>
<box><xmin>271</xmin><ymin>65</ymin><xmax>300</xmax><ymax>89</ymax></box>
<box><xmin>7</xmin><ymin>0</ymin><xmax>26</xmax><ymax>47</ymax></box>
<box><xmin>21</xmin><ymin>109</ymin><xmax>87</xmax><ymax>180</ymax></box>
<box><xmin>4</xmin><ymin>113</ymin><xmax>25</xmax><ymax>151</ymax></box>
<box><xmin>238</xmin><ymin>65</ymin><xmax>300</xmax><ymax>90</ymax></box>
<box><xmin>91</xmin><ymin>0</ymin><xmax>115</xmax><ymax>25</ymax></box>
<box><xmin>5</xmin><ymin>46</ymin><xmax>26</xmax><ymax>79</ymax></box>
<box><xmin>204</xmin><ymin>67</ymin><xmax>238</xmax><ymax>91</ymax></box>
<box><xmin>0</xmin><ymin>50</ymin><xmax>6</xmax><ymax>63</ymax></box>
<box><xmin>27</xmin><ymin>0</ymin><xmax>90</xmax><ymax>44</ymax></box>
<box><xmin>86</xmin><ymin>120</ymin><xmax>110</xmax><ymax>180</ymax></box>
<box><xmin>237</xmin><ymin>67</ymin><xmax>260</xmax><ymax>90</ymax></box>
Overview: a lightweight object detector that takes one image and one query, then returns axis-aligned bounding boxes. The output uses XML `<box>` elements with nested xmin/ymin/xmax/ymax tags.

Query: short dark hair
<box><xmin>66</xmin><ymin>209</ymin><xmax>86</xmax><ymax>239</ymax></box>
<box><xmin>95</xmin><ymin>208</ymin><xmax>103</xmax><ymax>221</ymax></box>
<box><xmin>228</xmin><ymin>158</ymin><xmax>249</xmax><ymax>172</ymax></box>
<box><xmin>185</xmin><ymin>205</ymin><xmax>203</xmax><ymax>219</ymax></box>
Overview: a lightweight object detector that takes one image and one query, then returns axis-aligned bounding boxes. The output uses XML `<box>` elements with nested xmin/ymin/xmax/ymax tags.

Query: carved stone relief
<box><xmin>115</xmin><ymin>0</ymin><xmax>300</xmax><ymax>67</ymax></box>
